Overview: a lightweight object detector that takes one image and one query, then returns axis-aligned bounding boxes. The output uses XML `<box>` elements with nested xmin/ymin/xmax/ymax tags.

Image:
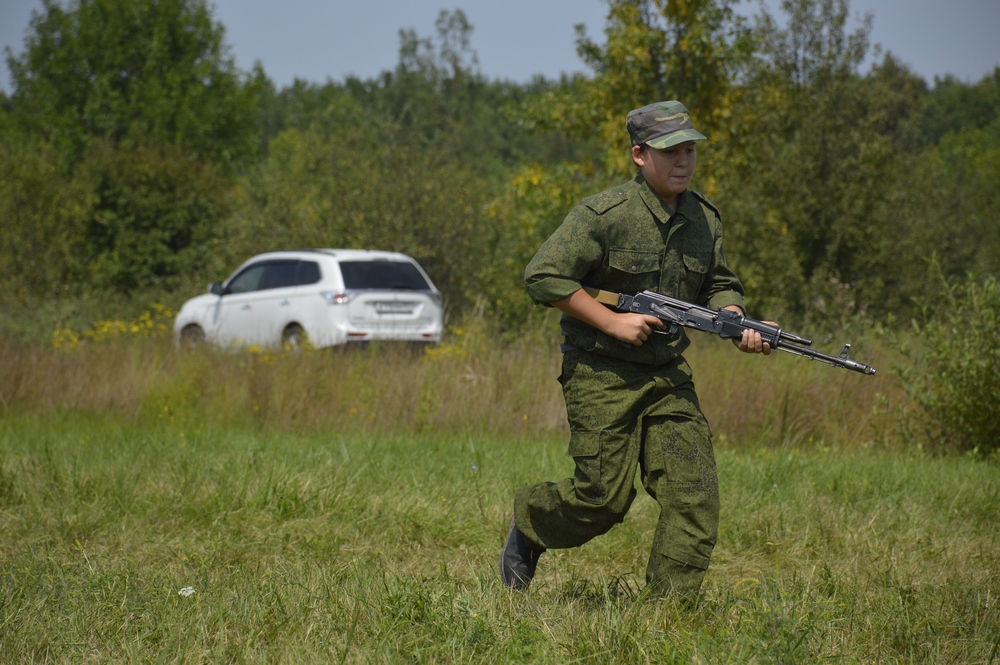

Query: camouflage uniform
<box><xmin>516</xmin><ymin>167</ymin><xmax>745</xmax><ymax>596</ymax></box>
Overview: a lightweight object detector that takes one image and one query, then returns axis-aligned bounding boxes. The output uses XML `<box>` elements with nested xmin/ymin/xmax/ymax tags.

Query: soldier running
<box><xmin>500</xmin><ymin>101</ymin><xmax>774</xmax><ymax>598</ymax></box>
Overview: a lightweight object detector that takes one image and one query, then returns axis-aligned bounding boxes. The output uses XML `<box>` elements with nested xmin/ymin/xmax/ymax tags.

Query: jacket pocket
<box><xmin>610</xmin><ymin>248</ymin><xmax>661</xmax><ymax>275</ymax></box>
<box><xmin>609</xmin><ymin>248</ymin><xmax>661</xmax><ymax>293</ymax></box>
<box><xmin>682</xmin><ymin>252</ymin><xmax>710</xmax><ymax>274</ymax></box>
<box><xmin>681</xmin><ymin>251</ymin><xmax>711</xmax><ymax>300</ymax></box>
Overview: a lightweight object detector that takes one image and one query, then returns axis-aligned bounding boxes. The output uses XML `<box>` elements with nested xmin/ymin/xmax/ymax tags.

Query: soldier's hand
<box><xmin>719</xmin><ymin>305</ymin><xmax>773</xmax><ymax>355</ymax></box>
<box><xmin>733</xmin><ymin>322</ymin><xmax>778</xmax><ymax>354</ymax></box>
<box><xmin>608</xmin><ymin>313</ymin><xmax>665</xmax><ymax>346</ymax></box>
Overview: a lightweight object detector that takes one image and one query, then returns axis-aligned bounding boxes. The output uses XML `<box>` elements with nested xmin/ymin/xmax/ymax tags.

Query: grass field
<box><xmin>1</xmin><ymin>333</ymin><xmax>997</xmax><ymax>663</ymax></box>
<box><xmin>2</xmin><ymin>421</ymin><xmax>998</xmax><ymax>662</ymax></box>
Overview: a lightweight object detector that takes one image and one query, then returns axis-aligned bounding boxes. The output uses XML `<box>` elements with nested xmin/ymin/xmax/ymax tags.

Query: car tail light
<box><xmin>321</xmin><ymin>291</ymin><xmax>353</xmax><ymax>305</ymax></box>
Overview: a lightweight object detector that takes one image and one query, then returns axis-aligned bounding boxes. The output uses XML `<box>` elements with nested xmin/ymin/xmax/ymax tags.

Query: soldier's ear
<box><xmin>631</xmin><ymin>144</ymin><xmax>646</xmax><ymax>168</ymax></box>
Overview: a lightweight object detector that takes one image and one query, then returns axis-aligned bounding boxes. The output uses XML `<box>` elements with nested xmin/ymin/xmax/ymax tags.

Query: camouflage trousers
<box><xmin>514</xmin><ymin>350</ymin><xmax>719</xmax><ymax>597</ymax></box>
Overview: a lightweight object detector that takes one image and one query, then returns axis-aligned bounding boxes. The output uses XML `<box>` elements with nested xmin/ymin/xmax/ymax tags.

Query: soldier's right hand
<box><xmin>607</xmin><ymin>313</ymin><xmax>666</xmax><ymax>346</ymax></box>
<box><xmin>552</xmin><ymin>289</ymin><xmax>665</xmax><ymax>346</ymax></box>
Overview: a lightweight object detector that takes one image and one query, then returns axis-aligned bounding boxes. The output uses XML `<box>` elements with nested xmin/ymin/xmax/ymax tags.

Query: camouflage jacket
<box><xmin>525</xmin><ymin>173</ymin><xmax>746</xmax><ymax>366</ymax></box>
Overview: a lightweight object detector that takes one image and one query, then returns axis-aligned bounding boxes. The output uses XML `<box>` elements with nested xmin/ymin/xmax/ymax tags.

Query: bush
<box><xmin>907</xmin><ymin>274</ymin><xmax>1000</xmax><ymax>455</ymax></box>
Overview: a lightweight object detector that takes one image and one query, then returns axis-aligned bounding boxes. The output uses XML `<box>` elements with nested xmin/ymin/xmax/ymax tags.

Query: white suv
<box><xmin>173</xmin><ymin>249</ymin><xmax>443</xmax><ymax>348</ymax></box>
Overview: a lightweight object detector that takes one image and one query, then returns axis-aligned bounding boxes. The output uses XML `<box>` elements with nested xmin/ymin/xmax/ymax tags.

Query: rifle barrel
<box><xmin>776</xmin><ymin>343</ymin><xmax>876</xmax><ymax>375</ymax></box>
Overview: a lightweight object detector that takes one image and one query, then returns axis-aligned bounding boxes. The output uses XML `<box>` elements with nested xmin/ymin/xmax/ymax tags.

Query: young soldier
<box><xmin>500</xmin><ymin>101</ymin><xmax>772</xmax><ymax>597</ymax></box>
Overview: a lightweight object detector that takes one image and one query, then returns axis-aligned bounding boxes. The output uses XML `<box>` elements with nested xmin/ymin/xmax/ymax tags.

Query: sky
<box><xmin>1</xmin><ymin>0</ymin><xmax>998</xmax><ymax>94</ymax></box>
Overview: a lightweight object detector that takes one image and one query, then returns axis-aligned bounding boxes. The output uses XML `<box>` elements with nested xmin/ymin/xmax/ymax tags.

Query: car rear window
<box><xmin>261</xmin><ymin>260</ymin><xmax>321</xmax><ymax>289</ymax></box>
<box><xmin>298</xmin><ymin>261</ymin><xmax>321</xmax><ymax>285</ymax></box>
<box><xmin>261</xmin><ymin>261</ymin><xmax>299</xmax><ymax>289</ymax></box>
<box><xmin>339</xmin><ymin>260</ymin><xmax>430</xmax><ymax>290</ymax></box>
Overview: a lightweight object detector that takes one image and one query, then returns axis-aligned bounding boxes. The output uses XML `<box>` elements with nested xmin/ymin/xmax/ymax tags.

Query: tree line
<box><xmin>2</xmin><ymin>0</ymin><xmax>998</xmax><ymax>337</ymax></box>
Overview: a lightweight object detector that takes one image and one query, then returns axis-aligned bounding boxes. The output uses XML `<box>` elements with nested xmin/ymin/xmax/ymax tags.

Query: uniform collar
<box><xmin>635</xmin><ymin>173</ymin><xmax>697</xmax><ymax>225</ymax></box>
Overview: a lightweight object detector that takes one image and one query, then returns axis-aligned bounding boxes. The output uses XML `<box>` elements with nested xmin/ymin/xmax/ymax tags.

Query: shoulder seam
<box><xmin>583</xmin><ymin>186</ymin><xmax>630</xmax><ymax>215</ymax></box>
<box><xmin>690</xmin><ymin>190</ymin><xmax>721</xmax><ymax>221</ymax></box>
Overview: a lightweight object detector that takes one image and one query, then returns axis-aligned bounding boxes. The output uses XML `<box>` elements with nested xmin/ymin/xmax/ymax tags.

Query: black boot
<box><xmin>499</xmin><ymin>515</ymin><xmax>544</xmax><ymax>590</ymax></box>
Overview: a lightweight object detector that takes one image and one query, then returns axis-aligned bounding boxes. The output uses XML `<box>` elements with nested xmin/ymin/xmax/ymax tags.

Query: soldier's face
<box><xmin>631</xmin><ymin>141</ymin><xmax>698</xmax><ymax>202</ymax></box>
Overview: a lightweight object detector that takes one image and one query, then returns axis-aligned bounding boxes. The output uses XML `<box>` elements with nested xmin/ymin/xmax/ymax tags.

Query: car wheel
<box><xmin>180</xmin><ymin>324</ymin><xmax>206</xmax><ymax>347</ymax></box>
<box><xmin>281</xmin><ymin>324</ymin><xmax>308</xmax><ymax>351</ymax></box>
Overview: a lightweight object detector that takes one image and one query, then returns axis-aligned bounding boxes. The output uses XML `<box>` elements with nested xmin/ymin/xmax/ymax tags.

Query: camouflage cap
<box><xmin>626</xmin><ymin>101</ymin><xmax>707</xmax><ymax>149</ymax></box>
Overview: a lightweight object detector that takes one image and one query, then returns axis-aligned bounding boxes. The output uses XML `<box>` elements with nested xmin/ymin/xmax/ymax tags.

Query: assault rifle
<box><xmin>584</xmin><ymin>288</ymin><xmax>876</xmax><ymax>376</ymax></box>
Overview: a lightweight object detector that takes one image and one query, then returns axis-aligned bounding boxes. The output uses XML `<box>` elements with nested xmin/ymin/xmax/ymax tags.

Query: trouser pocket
<box><xmin>567</xmin><ymin>430</ymin><xmax>603</xmax><ymax>503</ymax></box>
<box><xmin>643</xmin><ymin>409</ymin><xmax>716</xmax><ymax>487</ymax></box>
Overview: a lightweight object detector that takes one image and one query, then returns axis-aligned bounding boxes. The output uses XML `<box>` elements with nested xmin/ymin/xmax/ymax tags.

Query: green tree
<box><xmin>77</xmin><ymin>139</ymin><xmax>230</xmax><ymax>294</ymax></box>
<box><xmin>396</xmin><ymin>8</ymin><xmax>480</xmax><ymax>91</ymax></box>
<box><xmin>906</xmin><ymin>272</ymin><xmax>1000</xmax><ymax>455</ymax></box>
<box><xmin>912</xmin><ymin>68</ymin><xmax>1000</xmax><ymax>147</ymax></box>
<box><xmin>713</xmin><ymin>0</ymin><xmax>900</xmax><ymax>321</ymax></box>
<box><xmin>5</xmin><ymin>0</ymin><xmax>266</xmax><ymax>165</ymax></box>
<box><xmin>1</xmin><ymin>0</ymin><xmax>262</xmax><ymax>301</ymax></box>
<box><xmin>865</xmin><ymin>53</ymin><xmax>928</xmax><ymax>150</ymax></box>
<box><xmin>514</xmin><ymin>0</ymin><xmax>751</xmax><ymax>175</ymax></box>
<box><xmin>0</xmin><ymin>113</ymin><xmax>89</xmax><ymax>299</ymax></box>
<box><xmin>877</xmin><ymin>122</ymin><xmax>1000</xmax><ymax>313</ymax></box>
<box><xmin>340</xmin><ymin>9</ymin><xmax>582</xmax><ymax>173</ymax></box>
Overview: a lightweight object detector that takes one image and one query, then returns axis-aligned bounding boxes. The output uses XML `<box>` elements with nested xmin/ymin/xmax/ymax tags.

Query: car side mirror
<box><xmin>209</xmin><ymin>282</ymin><xmax>224</xmax><ymax>296</ymax></box>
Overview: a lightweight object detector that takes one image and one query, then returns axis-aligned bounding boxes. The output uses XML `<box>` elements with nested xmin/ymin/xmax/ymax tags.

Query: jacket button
<box><xmin>631</xmin><ymin>265</ymin><xmax>638</xmax><ymax>272</ymax></box>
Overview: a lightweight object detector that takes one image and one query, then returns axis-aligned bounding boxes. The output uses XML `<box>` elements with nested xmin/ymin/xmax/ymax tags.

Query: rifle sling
<box><xmin>582</xmin><ymin>287</ymin><xmax>622</xmax><ymax>307</ymax></box>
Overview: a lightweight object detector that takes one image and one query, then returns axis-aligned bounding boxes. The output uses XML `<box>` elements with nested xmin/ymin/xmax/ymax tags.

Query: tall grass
<box><xmin>0</xmin><ymin>321</ymin><xmax>906</xmax><ymax>449</ymax></box>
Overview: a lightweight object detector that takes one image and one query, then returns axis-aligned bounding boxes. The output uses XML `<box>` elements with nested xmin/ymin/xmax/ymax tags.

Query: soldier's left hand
<box><xmin>722</xmin><ymin>305</ymin><xmax>774</xmax><ymax>355</ymax></box>
<box><xmin>734</xmin><ymin>327</ymin><xmax>773</xmax><ymax>355</ymax></box>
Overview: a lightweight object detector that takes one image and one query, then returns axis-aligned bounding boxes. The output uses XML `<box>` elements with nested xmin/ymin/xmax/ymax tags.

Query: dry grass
<box><xmin>0</xmin><ymin>324</ymin><xmax>908</xmax><ymax>451</ymax></box>
<box><xmin>0</xmin><ymin>336</ymin><xmax>566</xmax><ymax>436</ymax></box>
<box><xmin>689</xmin><ymin>333</ymin><xmax>909</xmax><ymax>449</ymax></box>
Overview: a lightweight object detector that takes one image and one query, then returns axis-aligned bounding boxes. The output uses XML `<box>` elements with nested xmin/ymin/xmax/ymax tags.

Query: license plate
<box><xmin>374</xmin><ymin>302</ymin><xmax>414</xmax><ymax>314</ymax></box>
